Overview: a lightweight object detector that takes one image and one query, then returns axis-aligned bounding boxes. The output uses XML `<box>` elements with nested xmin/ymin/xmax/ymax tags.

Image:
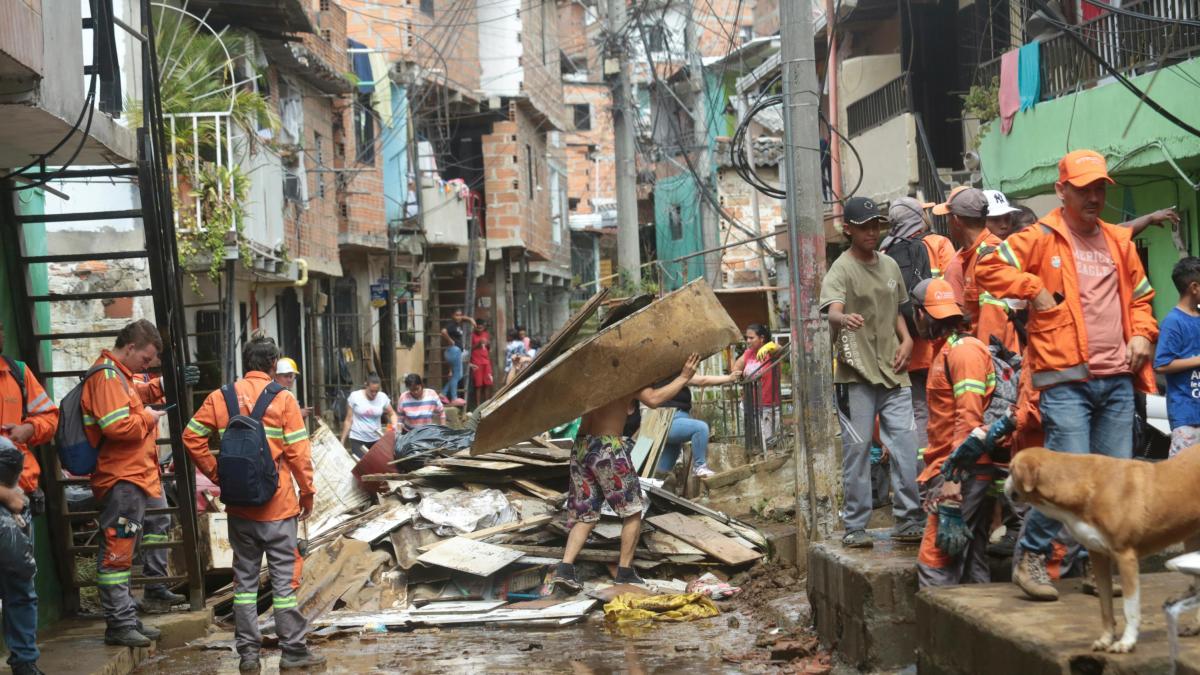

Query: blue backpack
<box><xmin>217</xmin><ymin>382</ymin><xmax>283</xmax><ymax>507</ymax></box>
<box><xmin>56</xmin><ymin>363</ymin><xmax>128</xmax><ymax>476</ymax></box>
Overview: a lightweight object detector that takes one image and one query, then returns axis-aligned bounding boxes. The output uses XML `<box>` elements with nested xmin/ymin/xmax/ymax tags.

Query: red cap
<box><xmin>1058</xmin><ymin>150</ymin><xmax>1114</xmax><ymax>187</ymax></box>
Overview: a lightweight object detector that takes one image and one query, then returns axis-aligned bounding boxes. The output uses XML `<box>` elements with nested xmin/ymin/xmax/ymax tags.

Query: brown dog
<box><xmin>1006</xmin><ymin>446</ymin><xmax>1200</xmax><ymax>653</ymax></box>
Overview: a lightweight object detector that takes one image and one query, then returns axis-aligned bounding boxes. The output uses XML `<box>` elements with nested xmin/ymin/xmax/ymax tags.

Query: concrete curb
<box><xmin>36</xmin><ymin>608</ymin><xmax>212</xmax><ymax>675</ymax></box>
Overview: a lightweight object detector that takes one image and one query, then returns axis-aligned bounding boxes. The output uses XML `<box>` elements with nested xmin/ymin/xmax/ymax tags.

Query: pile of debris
<box><xmin>202</xmin><ymin>426</ymin><xmax>767</xmax><ymax>635</ymax></box>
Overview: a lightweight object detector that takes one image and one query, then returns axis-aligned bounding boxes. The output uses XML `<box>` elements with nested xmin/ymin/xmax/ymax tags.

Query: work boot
<box><xmin>11</xmin><ymin>662</ymin><xmax>45</xmax><ymax>675</ymax></box>
<box><xmin>144</xmin><ymin>586</ymin><xmax>186</xmax><ymax>606</ymax></box>
<box><xmin>615</xmin><ymin>566</ymin><xmax>645</xmax><ymax>585</ymax></box>
<box><xmin>280</xmin><ymin>648</ymin><xmax>327</xmax><ymax>670</ymax></box>
<box><xmin>1014</xmin><ymin>550</ymin><xmax>1059</xmax><ymax>601</ymax></box>
<box><xmin>104</xmin><ymin>626</ymin><xmax>152</xmax><ymax>648</ymax></box>
<box><xmin>238</xmin><ymin>655</ymin><xmax>262</xmax><ymax>673</ymax></box>
<box><xmin>552</xmin><ymin>562</ymin><xmax>582</xmax><ymax>592</ymax></box>
<box><xmin>1080</xmin><ymin>557</ymin><xmax>1123</xmax><ymax>597</ymax></box>
<box><xmin>890</xmin><ymin>519</ymin><xmax>925</xmax><ymax>543</ymax></box>
<box><xmin>842</xmin><ymin>529</ymin><xmax>874</xmax><ymax>549</ymax></box>
<box><xmin>135</xmin><ymin>620</ymin><xmax>162</xmax><ymax>641</ymax></box>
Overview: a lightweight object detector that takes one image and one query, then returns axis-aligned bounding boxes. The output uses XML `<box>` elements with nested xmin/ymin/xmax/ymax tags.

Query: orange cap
<box><xmin>1058</xmin><ymin>150</ymin><xmax>1114</xmax><ymax>187</ymax></box>
<box><xmin>911</xmin><ymin>278</ymin><xmax>962</xmax><ymax>320</ymax></box>
<box><xmin>931</xmin><ymin>186</ymin><xmax>969</xmax><ymax>216</ymax></box>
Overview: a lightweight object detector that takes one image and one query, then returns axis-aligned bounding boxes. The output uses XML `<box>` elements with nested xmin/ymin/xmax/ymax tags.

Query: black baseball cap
<box><xmin>843</xmin><ymin>197</ymin><xmax>886</xmax><ymax>226</ymax></box>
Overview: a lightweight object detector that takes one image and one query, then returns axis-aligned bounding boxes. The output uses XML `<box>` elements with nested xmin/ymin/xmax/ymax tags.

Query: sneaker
<box><xmin>615</xmin><ymin>566</ymin><xmax>645</xmax><ymax>585</ymax></box>
<box><xmin>104</xmin><ymin>626</ymin><xmax>151</xmax><ymax>648</ymax></box>
<box><xmin>552</xmin><ymin>562</ymin><xmax>582</xmax><ymax>592</ymax></box>
<box><xmin>450</xmin><ymin>398</ymin><xmax>467</xmax><ymax>407</ymax></box>
<box><xmin>11</xmin><ymin>662</ymin><xmax>45</xmax><ymax>675</ymax></box>
<box><xmin>1013</xmin><ymin>549</ymin><xmax>1059</xmax><ymax>601</ymax></box>
<box><xmin>890</xmin><ymin>520</ymin><xmax>924</xmax><ymax>543</ymax></box>
<box><xmin>144</xmin><ymin>586</ymin><xmax>186</xmax><ymax>606</ymax></box>
<box><xmin>238</xmin><ymin>656</ymin><xmax>262</xmax><ymax>673</ymax></box>
<box><xmin>842</xmin><ymin>529</ymin><xmax>874</xmax><ymax>548</ymax></box>
<box><xmin>692</xmin><ymin>463</ymin><xmax>716</xmax><ymax>478</ymax></box>
<box><xmin>280</xmin><ymin>648</ymin><xmax>327</xmax><ymax>670</ymax></box>
<box><xmin>135</xmin><ymin>621</ymin><xmax>162</xmax><ymax>641</ymax></box>
<box><xmin>1080</xmin><ymin>557</ymin><xmax>1123</xmax><ymax>597</ymax></box>
<box><xmin>439</xmin><ymin>394</ymin><xmax>450</xmax><ymax>404</ymax></box>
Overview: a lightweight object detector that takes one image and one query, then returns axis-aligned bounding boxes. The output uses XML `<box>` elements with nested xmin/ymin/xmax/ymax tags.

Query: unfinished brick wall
<box><xmin>306</xmin><ymin>0</ymin><xmax>350</xmax><ymax>74</ymax></box>
<box><xmin>518</xmin><ymin>0</ymin><xmax>567</xmax><ymax>131</ymax></box>
<box><xmin>343</xmin><ymin>0</ymin><xmax>481</xmax><ymax>96</ymax></box>
<box><xmin>754</xmin><ymin>0</ymin><xmax>780</xmax><ymax>37</ymax></box>
<box><xmin>716</xmin><ymin>164</ymin><xmax>782</xmax><ymax>286</ymax></box>
<box><xmin>563</xmin><ymin>83</ymin><xmax>615</xmax><ymax>215</ymax></box>
<box><xmin>283</xmin><ymin>83</ymin><xmax>342</xmax><ymax>274</ymax></box>
<box><xmin>333</xmin><ymin>97</ymin><xmax>388</xmax><ymax>248</ymax></box>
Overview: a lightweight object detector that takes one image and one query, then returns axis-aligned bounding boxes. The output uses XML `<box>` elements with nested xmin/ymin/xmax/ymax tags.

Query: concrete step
<box><xmin>34</xmin><ymin>608</ymin><xmax>211</xmax><ymax>675</ymax></box>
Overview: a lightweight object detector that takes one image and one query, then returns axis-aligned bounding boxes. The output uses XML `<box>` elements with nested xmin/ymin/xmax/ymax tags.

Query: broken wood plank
<box><xmin>347</xmin><ymin>503</ymin><xmax>417</xmax><ymax>543</ymax></box>
<box><xmin>312</xmin><ymin>599</ymin><xmax>599</xmax><ymax>628</ymax></box>
<box><xmin>643</xmin><ymin>531</ymin><xmax>705</xmax><ymax>556</ymax></box>
<box><xmin>434</xmin><ymin>458</ymin><xmax>526</xmax><ymax>472</ymax></box>
<box><xmin>643</xmin><ymin>483</ymin><xmax>769</xmax><ymax>548</ymax></box>
<box><xmin>471</xmin><ymin>453</ymin><xmax>564</xmax><ymax>468</ymax></box>
<box><xmin>645</xmin><ymin>513</ymin><xmax>761</xmax><ymax>566</ymax></box>
<box><xmin>504</xmin><ymin>544</ymin><xmax>658</xmax><ymax>563</ymax></box>
<box><xmin>416</xmin><ymin>537</ymin><xmax>524</xmax><ymax>576</ymax></box>
<box><xmin>472</xmin><ymin>280</ymin><xmax>740</xmax><ymax>454</ymax></box>
<box><xmin>590</xmin><ymin>522</ymin><xmax>624</xmax><ymax>540</ymax></box>
<box><xmin>638</xmin><ymin>407</ymin><xmax>676</xmax><ymax>477</ymax></box>
<box><xmin>513</xmin><ymin>479</ymin><xmax>565</xmax><ymax>502</ymax></box>
<box><xmin>504</xmin><ymin>444</ymin><xmax>571</xmax><ymax>462</ymax></box>
<box><xmin>417</xmin><ymin>515</ymin><xmax>554</xmax><ymax>552</ymax></box>
<box><xmin>409</xmin><ymin>600</ymin><xmax>507</xmax><ymax>614</ymax></box>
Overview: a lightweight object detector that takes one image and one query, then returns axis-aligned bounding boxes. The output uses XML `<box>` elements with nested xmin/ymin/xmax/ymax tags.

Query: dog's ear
<box><xmin>1017</xmin><ymin>455</ymin><xmax>1039</xmax><ymax>494</ymax></box>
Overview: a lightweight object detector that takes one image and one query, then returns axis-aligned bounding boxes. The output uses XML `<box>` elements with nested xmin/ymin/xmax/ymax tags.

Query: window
<box><xmin>669</xmin><ymin>204</ymin><xmax>683</xmax><ymax>240</ymax></box>
<box><xmin>740</xmin><ymin>26</ymin><xmax>753</xmax><ymax>43</ymax></box>
<box><xmin>406</xmin><ymin>22</ymin><xmax>414</xmax><ymax>48</ymax></box>
<box><xmin>550</xmin><ymin>164</ymin><xmax>567</xmax><ymax>244</ymax></box>
<box><xmin>319</xmin><ymin>0</ymin><xmax>330</xmax><ymax>10</ymax></box>
<box><xmin>314</xmin><ymin>132</ymin><xmax>325</xmax><ymax>199</ymax></box>
<box><xmin>283</xmin><ymin>154</ymin><xmax>305</xmax><ymax>204</ymax></box>
<box><xmin>526</xmin><ymin>145</ymin><xmax>534</xmax><ymax>199</ymax></box>
<box><xmin>355</xmin><ymin>92</ymin><xmax>376</xmax><ymax>164</ymax></box>
<box><xmin>645</xmin><ymin>24</ymin><xmax>668</xmax><ymax>53</ymax></box>
<box><xmin>568</xmin><ymin>197</ymin><xmax>580</xmax><ymax>211</ymax></box>
<box><xmin>572</xmin><ymin>104</ymin><xmax>591</xmax><ymax>131</ymax></box>
<box><xmin>420</xmin><ymin>0</ymin><xmax>433</xmax><ymax>16</ymax></box>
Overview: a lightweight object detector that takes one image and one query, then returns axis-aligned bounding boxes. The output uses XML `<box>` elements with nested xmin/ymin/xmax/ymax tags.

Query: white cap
<box><xmin>983</xmin><ymin>189</ymin><xmax>1020</xmax><ymax>217</ymax></box>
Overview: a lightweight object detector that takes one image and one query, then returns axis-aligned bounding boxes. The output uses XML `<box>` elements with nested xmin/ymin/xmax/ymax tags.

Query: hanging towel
<box><xmin>1018</xmin><ymin>42</ymin><xmax>1041</xmax><ymax>112</ymax></box>
<box><xmin>999</xmin><ymin>49</ymin><xmax>1021</xmax><ymax>134</ymax></box>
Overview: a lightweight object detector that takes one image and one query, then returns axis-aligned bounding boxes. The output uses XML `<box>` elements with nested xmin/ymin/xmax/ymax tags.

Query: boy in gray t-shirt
<box><xmin>819</xmin><ymin>197</ymin><xmax>924</xmax><ymax>548</ymax></box>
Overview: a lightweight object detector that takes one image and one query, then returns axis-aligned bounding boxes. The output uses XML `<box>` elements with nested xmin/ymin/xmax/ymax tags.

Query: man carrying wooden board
<box><xmin>553</xmin><ymin>300</ymin><xmax>703</xmax><ymax>590</ymax></box>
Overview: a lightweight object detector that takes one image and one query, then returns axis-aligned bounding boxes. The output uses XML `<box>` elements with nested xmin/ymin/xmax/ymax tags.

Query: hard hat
<box><xmin>276</xmin><ymin>357</ymin><xmax>299</xmax><ymax>376</ymax></box>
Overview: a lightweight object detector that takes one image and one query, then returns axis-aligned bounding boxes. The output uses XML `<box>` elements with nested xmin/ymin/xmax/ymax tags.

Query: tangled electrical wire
<box><xmin>730</xmin><ymin>75</ymin><xmax>865</xmax><ymax>203</ymax></box>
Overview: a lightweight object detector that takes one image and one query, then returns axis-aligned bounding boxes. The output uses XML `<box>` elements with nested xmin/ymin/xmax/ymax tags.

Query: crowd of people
<box><xmin>819</xmin><ymin>149</ymin><xmax>1186</xmax><ymax>601</ymax></box>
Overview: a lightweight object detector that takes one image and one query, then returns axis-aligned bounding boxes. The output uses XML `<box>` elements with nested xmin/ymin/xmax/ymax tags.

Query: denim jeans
<box><xmin>1018</xmin><ymin>375</ymin><xmax>1134</xmax><ymax>557</ymax></box>
<box><xmin>2</xmin><ymin>521</ymin><xmax>38</xmax><ymax>665</ymax></box>
<box><xmin>656</xmin><ymin>411</ymin><xmax>709</xmax><ymax>472</ymax></box>
<box><xmin>442</xmin><ymin>345</ymin><xmax>463</xmax><ymax>400</ymax></box>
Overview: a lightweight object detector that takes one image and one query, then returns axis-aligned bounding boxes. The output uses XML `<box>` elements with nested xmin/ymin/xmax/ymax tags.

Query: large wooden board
<box><xmin>472</xmin><ymin>280</ymin><xmax>740</xmax><ymax>454</ymax></box>
<box><xmin>645</xmin><ymin>512</ymin><xmax>762</xmax><ymax>566</ymax></box>
<box><xmin>416</xmin><ymin>537</ymin><xmax>524</xmax><ymax>576</ymax></box>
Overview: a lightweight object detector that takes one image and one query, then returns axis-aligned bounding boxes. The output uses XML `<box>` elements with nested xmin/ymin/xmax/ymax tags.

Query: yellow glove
<box><xmin>756</xmin><ymin>341</ymin><xmax>780</xmax><ymax>360</ymax></box>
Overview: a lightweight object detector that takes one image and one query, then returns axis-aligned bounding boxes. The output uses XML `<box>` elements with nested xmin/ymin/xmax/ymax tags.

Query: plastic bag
<box><xmin>686</xmin><ymin>572</ymin><xmax>742</xmax><ymax>600</ymax></box>
<box><xmin>415</xmin><ymin>488</ymin><xmax>517</xmax><ymax>536</ymax></box>
<box><xmin>0</xmin><ymin>508</ymin><xmax>35</xmax><ymax>579</ymax></box>
<box><xmin>393</xmin><ymin>424</ymin><xmax>475</xmax><ymax>461</ymax></box>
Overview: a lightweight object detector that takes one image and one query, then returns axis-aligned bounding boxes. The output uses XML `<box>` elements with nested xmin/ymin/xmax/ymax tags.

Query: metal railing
<box><xmin>689</xmin><ymin>343</ymin><xmax>794</xmax><ymax>460</ymax></box>
<box><xmin>846</xmin><ymin>75</ymin><xmax>909</xmax><ymax>137</ymax></box>
<box><xmin>978</xmin><ymin>0</ymin><xmax>1200</xmax><ymax>102</ymax></box>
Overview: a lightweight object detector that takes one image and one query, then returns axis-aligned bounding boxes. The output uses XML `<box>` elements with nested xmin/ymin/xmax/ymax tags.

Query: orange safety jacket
<box><xmin>81</xmin><ymin>350</ymin><xmax>162</xmax><ymax>500</ymax></box>
<box><xmin>183</xmin><ymin>371</ymin><xmax>314</xmax><ymax>522</ymax></box>
<box><xmin>920</xmin><ymin>332</ymin><xmax>995</xmax><ymax>484</ymax></box>
<box><xmin>909</xmin><ymin>234</ymin><xmax>958</xmax><ymax>372</ymax></box>
<box><xmin>0</xmin><ymin>358</ymin><xmax>59</xmax><ymax>493</ymax></box>
<box><xmin>975</xmin><ymin>208</ymin><xmax>1157</xmax><ymax>392</ymax></box>
<box><xmin>948</xmin><ymin>229</ymin><xmax>1021</xmax><ymax>355</ymax></box>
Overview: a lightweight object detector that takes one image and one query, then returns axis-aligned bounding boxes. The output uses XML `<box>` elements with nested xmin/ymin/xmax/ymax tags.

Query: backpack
<box><xmin>943</xmin><ymin>335</ymin><xmax>1022</xmax><ymax>427</ymax></box>
<box><xmin>216</xmin><ymin>382</ymin><xmax>283</xmax><ymax>507</ymax></box>
<box><xmin>882</xmin><ymin>234</ymin><xmax>932</xmax><ymax>337</ymax></box>
<box><xmin>2</xmin><ymin>356</ymin><xmax>26</xmax><ymax>418</ymax></box>
<box><xmin>55</xmin><ymin>363</ymin><xmax>128</xmax><ymax>476</ymax></box>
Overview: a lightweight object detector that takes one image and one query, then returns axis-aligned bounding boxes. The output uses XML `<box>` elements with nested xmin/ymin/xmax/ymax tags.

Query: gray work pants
<box><xmin>97</xmin><ymin>481</ymin><xmax>147</xmax><ymax>629</ymax></box>
<box><xmin>228</xmin><ymin>516</ymin><xmax>307</xmax><ymax>656</ymax></box>
<box><xmin>917</xmin><ymin>473</ymin><xmax>995</xmax><ymax>588</ymax></box>
<box><xmin>142</xmin><ymin>491</ymin><xmax>170</xmax><ymax>589</ymax></box>
<box><xmin>835</xmin><ymin>382</ymin><xmax>922</xmax><ymax>531</ymax></box>
<box><xmin>910</xmin><ymin>369</ymin><xmax>930</xmax><ymax>462</ymax></box>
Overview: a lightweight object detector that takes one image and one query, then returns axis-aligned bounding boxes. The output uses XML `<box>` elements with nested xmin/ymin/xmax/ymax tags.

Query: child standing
<box><xmin>819</xmin><ymin>197</ymin><xmax>924</xmax><ymax>548</ymax></box>
<box><xmin>1154</xmin><ymin>256</ymin><xmax>1200</xmax><ymax>456</ymax></box>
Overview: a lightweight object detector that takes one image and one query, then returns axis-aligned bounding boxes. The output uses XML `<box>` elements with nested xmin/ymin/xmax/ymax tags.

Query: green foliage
<box><xmin>962</xmin><ymin>77</ymin><xmax>1001</xmax><ymax>124</ymax></box>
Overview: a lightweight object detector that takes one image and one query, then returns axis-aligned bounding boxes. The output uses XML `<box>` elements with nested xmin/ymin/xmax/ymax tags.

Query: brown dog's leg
<box><xmin>1106</xmin><ymin>550</ymin><xmax>1141</xmax><ymax>653</ymax></box>
<box><xmin>1090</xmin><ymin>552</ymin><xmax>1117</xmax><ymax>651</ymax></box>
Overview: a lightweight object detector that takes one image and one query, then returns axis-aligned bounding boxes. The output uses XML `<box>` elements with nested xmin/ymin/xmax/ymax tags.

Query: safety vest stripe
<box><xmin>979</xmin><ymin>292</ymin><xmax>1007</xmax><ymax>308</ymax></box>
<box><xmin>234</xmin><ymin>593</ymin><xmax>259</xmax><ymax>605</ymax></box>
<box><xmin>97</xmin><ymin>571</ymin><xmax>131</xmax><ymax>585</ymax></box>
<box><xmin>284</xmin><ymin>429</ymin><xmax>308</xmax><ymax>444</ymax></box>
<box><xmin>997</xmin><ymin>242</ymin><xmax>1020</xmax><ymax>270</ymax></box>
<box><xmin>142</xmin><ymin>533</ymin><xmax>168</xmax><ymax>543</ymax></box>
<box><xmin>273</xmin><ymin>597</ymin><xmax>298</xmax><ymax>609</ymax></box>
<box><xmin>952</xmin><ymin>379</ymin><xmax>989</xmax><ymax>396</ymax></box>
<box><xmin>83</xmin><ymin>415</ymin><xmax>97</xmax><ymax>426</ymax></box>
<box><xmin>187</xmin><ymin>418</ymin><xmax>212</xmax><ymax>437</ymax></box>
<box><xmin>1133</xmin><ymin>277</ymin><xmax>1152</xmax><ymax>298</ymax></box>
<box><xmin>98</xmin><ymin>406</ymin><xmax>131</xmax><ymax>429</ymax></box>
<box><xmin>264</xmin><ymin>426</ymin><xmax>285</xmax><ymax>439</ymax></box>
<box><xmin>28</xmin><ymin>392</ymin><xmax>52</xmax><ymax>412</ymax></box>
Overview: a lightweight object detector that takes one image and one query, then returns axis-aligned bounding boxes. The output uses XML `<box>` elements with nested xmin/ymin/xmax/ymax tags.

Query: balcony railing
<box><xmin>978</xmin><ymin>0</ymin><xmax>1200</xmax><ymax>102</ymax></box>
<box><xmin>846</xmin><ymin>75</ymin><xmax>909</xmax><ymax>137</ymax></box>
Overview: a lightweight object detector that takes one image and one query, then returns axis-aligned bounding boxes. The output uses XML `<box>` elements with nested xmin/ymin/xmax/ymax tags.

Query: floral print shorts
<box><xmin>567</xmin><ymin>435</ymin><xmax>645</xmax><ymax>526</ymax></box>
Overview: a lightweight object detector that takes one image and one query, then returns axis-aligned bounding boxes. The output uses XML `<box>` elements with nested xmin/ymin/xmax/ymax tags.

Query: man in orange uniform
<box><xmin>0</xmin><ymin>319</ymin><xmax>59</xmax><ymax>674</ymax></box>
<box><xmin>882</xmin><ymin>197</ymin><xmax>956</xmax><ymax>463</ymax></box>
<box><xmin>909</xmin><ymin>279</ymin><xmax>998</xmax><ymax>587</ymax></box>
<box><xmin>81</xmin><ymin>320</ymin><xmax>169</xmax><ymax>647</ymax></box>
<box><xmin>976</xmin><ymin>149</ymin><xmax>1157</xmax><ymax>602</ymax></box>
<box><xmin>183</xmin><ymin>336</ymin><xmax>324</xmax><ymax>672</ymax></box>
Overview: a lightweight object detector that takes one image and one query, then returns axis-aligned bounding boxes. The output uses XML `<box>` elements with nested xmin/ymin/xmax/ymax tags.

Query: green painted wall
<box><xmin>654</xmin><ymin>173</ymin><xmax>705</xmax><ymax>289</ymax></box>
<box><xmin>3</xmin><ymin>189</ymin><xmax>62</xmax><ymax>629</ymax></box>
<box><xmin>978</xmin><ymin>55</ymin><xmax>1200</xmax><ymax>320</ymax></box>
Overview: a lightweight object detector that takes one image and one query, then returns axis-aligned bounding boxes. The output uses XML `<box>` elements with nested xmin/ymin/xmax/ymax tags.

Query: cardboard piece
<box><xmin>416</xmin><ymin>537</ymin><xmax>525</xmax><ymax>576</ymax></box>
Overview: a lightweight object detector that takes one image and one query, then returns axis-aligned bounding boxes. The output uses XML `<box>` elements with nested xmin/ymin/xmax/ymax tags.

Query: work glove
<box><xmin>756</xmin><ymin>341</ymin><xmax>781</xmax><ymax>361</ymax></box>
<box><xmin>942</xmin><ymin>414</ymin><xmax>1017</xmax><ymax>483</ymax></box>
<box><xmin>935</xmin><ymin>502</ymin><xmax>971</xmax><ymax>557</ymax></box>
<box><xmin>183</xmin><ymin>364</ymin><xmax>201</xmax><ymax>387</ymax></box>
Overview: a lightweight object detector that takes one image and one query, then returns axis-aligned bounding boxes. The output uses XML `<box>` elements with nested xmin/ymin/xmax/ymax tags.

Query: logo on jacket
<box><xmin>1051</xmin><ymin>256</ymin><xmax>1062</xmax><ymax>269</ymax></box>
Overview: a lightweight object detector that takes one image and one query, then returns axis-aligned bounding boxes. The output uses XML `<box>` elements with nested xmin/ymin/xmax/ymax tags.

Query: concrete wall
<box><xmin>842</xmin><ymin>113</ymin><xmax>919</xmax><ymax>203</ymax></box>
<box><xmin>478</xmin><ymin>0</ymin><xmax>523</xmax><ymax>97</ymax></box>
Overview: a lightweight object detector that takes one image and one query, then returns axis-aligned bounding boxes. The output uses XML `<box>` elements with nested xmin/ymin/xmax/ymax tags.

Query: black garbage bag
<box><xmin>0</xmin><ymin>440</ymin><xmax>34</xmax><ymax>579</ymax></box>
<box><xmin>393</xmin><ymin>424</ymin><xmax>476</xmax><ymax>461</ymax></box>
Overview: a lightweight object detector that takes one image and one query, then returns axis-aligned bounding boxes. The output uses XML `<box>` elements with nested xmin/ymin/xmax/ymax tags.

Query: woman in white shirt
<box><xmin>340</xmin><ymin>373</ymin><xmax>399</xmax><ymax>459</ymax></box>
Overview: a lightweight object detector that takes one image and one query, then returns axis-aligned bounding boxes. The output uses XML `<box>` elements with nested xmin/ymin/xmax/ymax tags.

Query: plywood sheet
<box><xmin>416</xmin><ymin>537</ymin><xmax>524</xmax><ymax>576</ymax></box>
<box><xmin>410</xmin><ymin>600</ymin><xmax>506</xmax><ymax>614</ymax></box>
<box><xmin>645</xmin><ymin>512</ymin><xmax>762</xmax><ymax>566</ymax></box>
<box><xmin>472</xmin><ymin>280</ymin><xmax>740</xmax><ymax>454</ymax></box>
<box><xmin>643</xmin><ymin>531</ymin><xmax>704</xmax><ymax>556</ymax></box>
<box><xmin>308</xmin><ymin>420</ymin><xmax>373</xmax><ymax>537</ymax></box>
<box><xmin>347</xmin><ymin>502</ymin><xmax>416</xmax><ymax>543</ymax></box>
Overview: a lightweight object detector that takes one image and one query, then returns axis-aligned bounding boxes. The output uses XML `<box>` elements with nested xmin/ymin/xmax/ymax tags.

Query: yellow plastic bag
<box><xmin>603</xmin><ymin>592</ymin><xmax>720</xmax><ymax>625</ymax></box>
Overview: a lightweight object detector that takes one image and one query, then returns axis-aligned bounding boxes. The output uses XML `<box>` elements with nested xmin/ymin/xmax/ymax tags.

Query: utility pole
<box><xmin>606</xmin><ymin>0</ymin><xmax>641</xmax><ymax>285</ymax></box>
<box><xmin>686</xmin><ymin>0</ymin><xmax>720</xmax><ymax>288</ymax></box>
<box><xmin>780</xmin><ymin>0</ymin><xmax>839</xmax><ymax>553</ymax></box>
